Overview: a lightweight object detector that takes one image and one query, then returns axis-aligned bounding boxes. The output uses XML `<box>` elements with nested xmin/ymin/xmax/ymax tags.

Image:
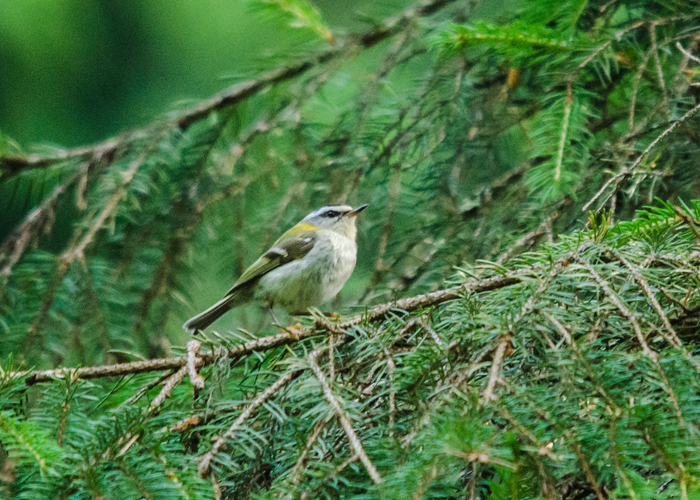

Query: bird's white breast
<box><xmin>256</xmin><ymin>230</ymin><xmax>357</xmax><ymax>313</ymax></box>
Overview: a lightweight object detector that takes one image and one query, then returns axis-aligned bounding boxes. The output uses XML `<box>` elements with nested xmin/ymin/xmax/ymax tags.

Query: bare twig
<box><xmin>0</xmin><ymin>165</ymin><xmax>85</xmax><ymax>277</ymax></box>
<box><xmin>676</xmin><ymin>41</ymin><xmax>700</xmax><ymax>64</ymax></box>
<box><xmin>148</xmin><ymin>365</ymin><xmax>189</xmax><ymax>412</ymax></box>
<box><xmin>186</xmin><ymin>340</ymin><xmax>205</xmax><ymax>389</ymax></box>
<box><xmin>112</xmin><ymin>365</ymin><xmax>190</xmax><ymax>459</ymax></box>
<box><xmin>480</xmin><ymin>335</ymin><xmax>510</xmax><ymax>404</ymax></box>
<box><xmin>122</xmin><ymin>371</ymin><xmax>174</xmax><ymax>407</ymax></box>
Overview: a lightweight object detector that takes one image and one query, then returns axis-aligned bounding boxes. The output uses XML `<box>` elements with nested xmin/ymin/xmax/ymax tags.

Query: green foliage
<box><xmin>434</xmin><ymin>21</ymin><xmax>576</xmax><ymax>56</ymax></box>
<box><xmin>3</xmin><ymin>205</ymin><xmax>700</xmax><ymax>498</ymax></box>
<box><xmin>251</xmin><ymin>0</ymin><xmax>335</xmax><ymax>44</ymax></box>
<box><xmin>1</xmin><ymin>0</ymin><xmax>700</xmax><ymax>497</ymax></box>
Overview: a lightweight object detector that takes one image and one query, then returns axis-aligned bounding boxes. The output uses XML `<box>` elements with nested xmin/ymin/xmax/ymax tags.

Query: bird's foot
<box><xmin>282</xmin><ymin>323</ymin><xmax>303</xmax><ymax>340</ymax></box>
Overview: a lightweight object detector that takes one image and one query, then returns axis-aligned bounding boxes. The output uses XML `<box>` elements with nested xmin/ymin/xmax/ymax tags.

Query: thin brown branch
<box><xmin>0</xmin><ymin>163</ymin><xmax>87</xmax><ymax>277</ymax></box>
<box><xmin>22</xmin><ymin>266</ymin><xmax>530</xmax><ymax>384</ymax></box>
<box><xmin>65</xmin><ymin>155</ymin><xmax>144</xmax><ymax>264</ymax></box>
<box><xmin>289</xmin><ymin>418</ymin><xmax>329</xmax><ymax>487</ymax></box>
<box><xmin>569</xmin><ymin>439</ymin><xmax>606</xmax><ymax>500</ymax></box>
<box><xmin>198</xmin><ymin>370</ymin><xmax>299</xmax><ymax>476</ymax></box>
<box><xmin>384</xmin><ymin>349</ymin><xmax>396</xmax><ymax>437</ymax></box>
<box><xmin>401</xmin><ymin>338</ymin><xmax>503</xmax><ymax>448</ymax></box>
<box><xmin>649</xmin><ymin>24</ymin><xmax>671</xmax><ymax>122</ymax></box>
<box><xmin>495</xmin><ymin>198</ymin><xmax>571</xmax><ymax>266</ymax></box>
<box><xmin>148</xmin><ymin>365</ymin><xmax>189</xmax><ymax>412</ymax></box>
<box><xmin>110</xmin><ymin>365</ymin><xmax>190</xmax><ymax>459</ymax></box>
<box><xmin>582</xmin><ymin>102</ymin><xmax>700</xmax><ymax>213</ymax></box>
<box><xmin>577</xmin><ymin>257</ymin><xmax>655</xmax><ymax>358</ymax></box>
<box><xmin>578</xmin><ymin>257</ymin><xmax>687</xmax><ymax>426</ymax></box>
<box><xmin>674</xmin><ymin>206</ymin><xmax>700</xmax><ymax>241</ymax></box>
<box><xmin>78</xmin><ymin>258</ymin><xmax>115</xmax><ymax>364</ymax></box>
<box><xmin>123</xmin><ymin>371</ymin><xmax>174</xmax><ymax>407</ymax></box>
<box><xmin>541</xmin><ymin>310</ymin><xmax>617</xmax><ymax>409</ymax></box>
<box><xmin>676</xmin><ymin>41</ymin><xmax>700</xmax><ymax>64</ymax></box>
<box><xmin>480</xmin><ymin>335</ymin><xmax>510</xmax><ymax>404</ymax></box>
<box><xmin>307</xmin><ymin>351</ymin><xmax>383</xmax><ymax>484</ymax></box>
<box><xmin>629</xmin><ymin>47</ymin><xmax>654</xmax><ymax>131</ymax></box>
<box><xmin>610</xmin><ymin>248</ymin><xmax>684</xmax><ymax>350</ymax></box>
<box><xmin>186</xmin><ymin>340</ymin><xmax>205</xmax><ymax>389</ymax></box>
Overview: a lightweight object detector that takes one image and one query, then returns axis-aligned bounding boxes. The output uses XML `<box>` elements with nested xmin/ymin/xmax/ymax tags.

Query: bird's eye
<box><xmin>325</xmin><ymin>210</ymin><xmax>339</xmax><ymax>218</ymax></box>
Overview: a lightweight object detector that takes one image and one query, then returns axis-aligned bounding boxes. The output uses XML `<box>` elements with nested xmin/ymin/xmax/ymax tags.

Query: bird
<box><xmin>183</xmin><ymin>204</ymin><xmax>368</xmax><ymax>333</ymax></box>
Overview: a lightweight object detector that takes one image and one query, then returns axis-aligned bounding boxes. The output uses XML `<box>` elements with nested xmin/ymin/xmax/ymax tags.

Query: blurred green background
<box><xmin>0</xmin><ymin>0</ymin><xmax>408</xmax><ymax>148</ymax></box>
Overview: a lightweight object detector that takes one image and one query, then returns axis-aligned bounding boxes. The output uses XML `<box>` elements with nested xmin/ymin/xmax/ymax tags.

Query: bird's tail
<box><xmin>183</xmin><ymin>292</ymin><xmax>241</xmax><ymax>333</ymax></box>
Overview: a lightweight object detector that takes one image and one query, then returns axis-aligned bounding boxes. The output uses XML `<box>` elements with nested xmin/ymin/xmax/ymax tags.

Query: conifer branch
<box><xmin>307</xmin><ymin>350</ymin><xmax>383</xmax><ymax>484</ymax></box>
<box><xmin>289</xmin><ymin>418</ymin><xmax>329</xmax><ymax>487</ymax></box>
<box><xmin>628</xmin><ymin>47</ymin><xmax>654</xmax><ymax>131</ymax></box>
<box><xmin>0</xmin><ymin>0</ymin><xmax>459</xmax><ymax>177</ymax></box>
<box><xmin>186</xmin><ymin>339</ymin><xmax>205</xmax><ymax>389</ymax></box>
<box><xmin>198</xmin><ymin>369</ymin><xmax>299</xmax><ymax>476</ymax></box>
<box><xmin>21</xmin><ymin>268</ymin><xmax>530</xmax><ymax>384</ymax></box>
<box><xmin>611</xmin><ymin>248</ymin><xmax>684</xmax><ymax>350</ymax></box>
<box><xmin>0</xmin><ymin>167</ymin><xmax>84</xmax><ymax>277</ymax></box>
<box><xmin>569</xmin><ymin>439</ymin><xmax>606</xmax><ymax>500</ymax></box>
<box><xmin>649</xmin><ymin>24</ymin><xmax>671</xmax><ymax>122</ymax></box>
<box><xmin>577</xmin><ymin>257</ymin><xmax>687</xmax><ymax>426</ymax></box>
<box><xmin>18</xmin><ymin>244</ymin><xmax>700</xmax><ymax>386</ymax></box>
<box><xmin>148</xmin><ymin>365</ymin><xmax>189</xmax><ymax>412</ymax></box>
<box><xmin>576</xmin><ymin>257</ymin><xmax>655</xmax><ymax>358</ymax></box>
<box><xmin>582</xmin><ymin>101</ymin><xmax>700</xmax><ymax>213</ymax></box>
<box><xmin>541</xmin><ymin>310</ymin><xmax>617</xmax><ymax>408</ymax></box>
<box><xmin>676</xmin><ymin>41</ymin><xmax>700</xmax><ymax>64</ymax></box>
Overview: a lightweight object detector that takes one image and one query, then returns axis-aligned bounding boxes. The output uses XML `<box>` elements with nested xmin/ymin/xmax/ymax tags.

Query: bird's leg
<box><xmin>268</xmin><ymin>306</ymin><xmax>281</xmax><ymax>325</ymax></box>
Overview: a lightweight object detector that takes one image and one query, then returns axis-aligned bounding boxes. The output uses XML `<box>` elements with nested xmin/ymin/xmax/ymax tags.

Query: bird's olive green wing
<box><xmin>225</xmin><ymin>224</ymin><xmax>318</xmax><ymax>296</ymax></box>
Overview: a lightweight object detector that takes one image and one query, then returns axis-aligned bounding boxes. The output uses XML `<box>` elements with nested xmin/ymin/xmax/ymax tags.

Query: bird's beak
<box><xmin>345</xmin><ymin>204</ymin><xmax>368</xmax><ymax>218</ymax></box>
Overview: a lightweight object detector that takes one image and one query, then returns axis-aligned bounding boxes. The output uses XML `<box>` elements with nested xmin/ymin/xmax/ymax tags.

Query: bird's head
<box><xmin>302</xmin><ymin>204</ymin><xmax>368</xmax><ymax>240</ymax></box>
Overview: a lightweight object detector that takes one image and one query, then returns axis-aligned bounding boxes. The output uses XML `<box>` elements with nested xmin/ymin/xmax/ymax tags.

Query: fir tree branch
<box><xmin>649</xmin><ymin>24</ymin><xmax>671</xmax><ymax>123</ymax></box>
<box><xmin>186</xmin><ymin>339</ymin><xmax>205</xmax><ymax>389</ymax></box>
<box><xmin>307</xmin><ymin>349</ymin><xmax>383</xmax><ymax>484</ymax></box>
<box><xmin>610</xmin><ymin>247</ymin><xmax>684</xmax><ymax>350</ymax></box>
<box><xmin>18</xmin><ymin>243</ymin><xmax>700</xmax><ymax>386</ymax></box>
<box><xmin>628</xmin><ymin>46</ymin><xmax>654</xmax><ymax>131</ymax></box>
<box><xmin>0</xmin><ymin>0</ymin><xmax>459</xmax><ymax>177</ymax></box>
<box><xmin>21</xmin><ymin>268</ymin><xmax>530</xmax><ymax>384</ymax></box>
<box><xmin>0</xmin><ymin>164</ymin><xmax>86</xmax><ymax>278</ymax></box>
<box><xmin>582</xmin><ymin>101</ymin><xmax>700</xmax><ymax>213</ymax></box>
<box><xmin>198</xmin><ymin>369</ymin><xmax>299</xmax><ymax>476</ymax></box>
<box><xmin>289</xmin><ymin>417</ymin><xmax>329</xmax><ymax>487</ymax></box>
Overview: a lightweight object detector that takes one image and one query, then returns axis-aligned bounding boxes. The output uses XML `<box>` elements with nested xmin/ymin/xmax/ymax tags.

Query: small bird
<box><xmin>183</xmin><ymin>204</ymin><xmax>367</xmax><ymax>333</ymax></box>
